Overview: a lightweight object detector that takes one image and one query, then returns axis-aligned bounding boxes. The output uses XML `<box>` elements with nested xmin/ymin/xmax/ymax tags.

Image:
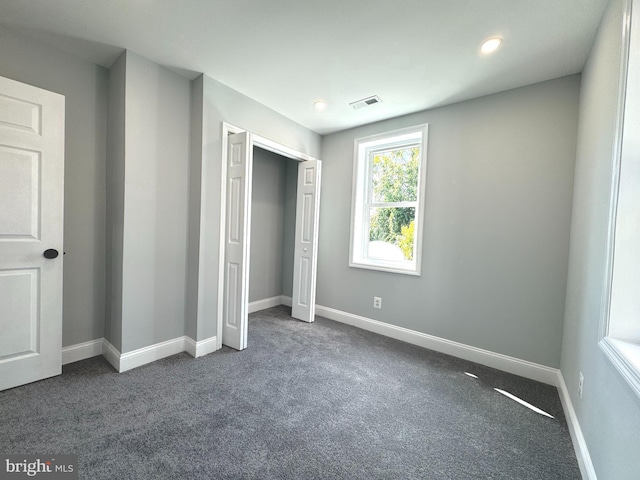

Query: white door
<box><xmin>0</xmin><ymin>75</ymin><xmax>65</xmax><ymax>391</ymax></box>
<box><xmin>291</xmin><ymin>160</ymin><xmax>322</xmax><ymax>322</ymax></box>
<box><xmin>222</xmin><ymin>132</ymin><xmax>253</xmax><ymax>350</ymax></box>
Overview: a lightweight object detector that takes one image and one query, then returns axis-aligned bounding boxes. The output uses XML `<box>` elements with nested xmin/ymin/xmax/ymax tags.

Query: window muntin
<box><xmin>350</xmin><ymin>125</ymin><xmax>428</xmax><ymax>275</ymax></box>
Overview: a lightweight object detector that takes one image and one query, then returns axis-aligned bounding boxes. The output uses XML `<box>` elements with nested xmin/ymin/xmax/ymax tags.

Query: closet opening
<box><xmin>248</xmin><ymin>147</ymin><xmax>298</xmax><ymax>314</ymax></box>
<box><xmin>219</xmin><ymin>124</ymin><xmax>321</xmax><ymax>351</ymax></box>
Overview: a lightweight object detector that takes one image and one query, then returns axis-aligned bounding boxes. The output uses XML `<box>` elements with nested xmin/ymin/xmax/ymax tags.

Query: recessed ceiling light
<box><xmin>314</xmin><ymin>99</ymin><xmax>326</xmax><ymax>111</ymax></box>
<box><xmin>481</xmin><ymin>37</ymin><xmax>502</xmax><ymax>54</ymax></box>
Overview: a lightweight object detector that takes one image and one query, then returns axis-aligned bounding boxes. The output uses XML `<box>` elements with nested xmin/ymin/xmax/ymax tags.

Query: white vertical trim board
<box><xmin>314</xmin><ymin>304</ymin><xmax>559</xmax><ymax>385</ymax></box>
<box><xmin>62</xmin><ymin>339</ymin><xmax>104</xmax><ymax>365</ymax></box>
<box><xmin>557</xmin><ymin>373</ymin><xmax>598</xmax><ymax>480</ymax></box>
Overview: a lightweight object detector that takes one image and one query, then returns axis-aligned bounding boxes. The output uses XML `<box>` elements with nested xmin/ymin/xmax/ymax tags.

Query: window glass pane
<box><xmin>371</xmin><ymin>146</ymin><xmax>419</xmax><ymax>203</ymax></box>
<box><xmin>368</xmin><ymin>207</ymin><xmax>416</xmax><ymax>261</ymax></box>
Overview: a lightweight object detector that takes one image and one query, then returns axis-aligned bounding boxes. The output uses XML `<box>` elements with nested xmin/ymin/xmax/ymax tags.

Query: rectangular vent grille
<box><xmin>350</xmin><ymin>95</ymin><xmax>382</xmax><ymax>109</ymax></box>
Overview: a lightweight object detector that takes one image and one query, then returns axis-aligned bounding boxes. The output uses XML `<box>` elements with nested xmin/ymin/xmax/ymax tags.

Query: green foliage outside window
<box><xmin>369</xmin><ymin>146</ymin><xmax>419</xmax><ymax>260</ymax></box>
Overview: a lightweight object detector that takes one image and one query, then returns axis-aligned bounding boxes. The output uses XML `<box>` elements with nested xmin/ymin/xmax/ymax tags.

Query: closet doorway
<box><xmin>219</xmin><ymin>123</ymin><xmax>321</xmax><ymax>350</ymax></box>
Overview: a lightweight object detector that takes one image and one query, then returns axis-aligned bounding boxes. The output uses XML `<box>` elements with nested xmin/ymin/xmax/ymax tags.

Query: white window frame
<box><xmin>349</xmin><ymin>124</ymin><xmax>429</xmax><ymax>275</ymax></box>
<box><xmin>599</xmin><ymin>0</ymin><xmax>640</xmax><ymax>399</ymax></box>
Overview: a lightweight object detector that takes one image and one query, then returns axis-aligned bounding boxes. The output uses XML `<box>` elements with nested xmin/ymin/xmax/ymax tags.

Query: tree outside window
<box><xmin>350</xmin><ymin>125</ymin><xmax>428</xmax><ymax>275</ymax></box>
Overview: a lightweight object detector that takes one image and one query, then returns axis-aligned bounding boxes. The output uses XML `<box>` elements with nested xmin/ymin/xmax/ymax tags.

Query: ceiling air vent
<box><xmin>349</xmin><ymin>95</ymin><xmax>382</xmax><ymax>110</ymax></box>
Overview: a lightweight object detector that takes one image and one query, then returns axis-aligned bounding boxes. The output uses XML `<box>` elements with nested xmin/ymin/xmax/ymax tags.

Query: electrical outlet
<box><xmin>578</xmin><ymin>372</ymin><xmax>584</xmax><ymax>399</ymax></box>
<box><xmin>373</xmin><ymin>296</ymin><xmax>382</xmax><ymax>309</ymax></box>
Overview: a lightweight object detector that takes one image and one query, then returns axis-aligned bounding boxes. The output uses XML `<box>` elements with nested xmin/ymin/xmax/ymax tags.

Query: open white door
<box><xmin>0</xmin><ymin>75</ymin><xmax>65</xmax><ymax>391</ymax></box>
<box><xmin>292</xmin><ymin>159</ymin><xmax>322</xmax><ymax>322</ymax></box>
<box><xmin>222</xmin><ymin>132</ymin><xmax>253</xmax><ymax>350</ymax></box>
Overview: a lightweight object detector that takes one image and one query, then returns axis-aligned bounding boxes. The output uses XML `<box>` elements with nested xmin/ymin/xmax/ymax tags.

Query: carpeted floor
<box><xmin>0</xmin><ymin>306</ymin><xmax>580</xmax><ymax>479</ymax></box>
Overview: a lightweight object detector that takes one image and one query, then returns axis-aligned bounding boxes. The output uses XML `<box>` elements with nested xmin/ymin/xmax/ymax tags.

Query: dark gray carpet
<box><xmin>0</xmin><ymin>306</ymin><xmax>580</xmax><ymax>479</ymax></box>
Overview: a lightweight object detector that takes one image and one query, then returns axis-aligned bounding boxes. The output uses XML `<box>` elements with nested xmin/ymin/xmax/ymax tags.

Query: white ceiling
<box><xmin>0</xmin><ymin>0</ymin><xmax>610</xmax><ymax>135</ymax></box>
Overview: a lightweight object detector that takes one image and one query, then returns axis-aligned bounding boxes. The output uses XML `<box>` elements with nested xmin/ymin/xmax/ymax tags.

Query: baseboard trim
<box><xmin>62</xmin><ymin>339</ymin><xmax>103</xmax><ymax>365</ymax></box>
<box><xmin>557</xmin><ymin>372</ymin><xmax>597</xmax><ymax>479</ymax></box>
<box><xmin>315</xmin><ymin>304</ymin><xmax>559</xmax><ymax>386</ymax></box>
<box><xmin>102</xmin><ymin>339</ymin><xmax>121</xmax><ymax>372</ymax></box>
<box><xmin>101</xmin><ymin>335</ymin><xmax>220</xmax><ymax>373</ymax></box>
<box><xmin>118</xmin><ymin>337</ymin><xmax>189</xmax><ymax>373</ymax></box>
<box><xmin>282</xmin><ymin>296</ymin><xmax>292</xmax><ymax>307</ymax></box>
<box><xmin>185</xmin><ymin>336</ymin><xmax>218</xmax><ymax>358</ymax></box>
<box><xmin>249</xmin><ymin>296</ymin><xmax>285</xmax><ymax>314</ymax></box>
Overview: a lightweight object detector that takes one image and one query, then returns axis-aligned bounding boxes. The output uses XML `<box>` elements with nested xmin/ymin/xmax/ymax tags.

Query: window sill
<box><xmin>349</xmin><ymin>260</ymin><xmax>420</xmax><ymax>276</ymax></box>
<box><xmin>600</xmin><ymin>336</ymin><xmax>640</xmax><ymax>398</ymax></box>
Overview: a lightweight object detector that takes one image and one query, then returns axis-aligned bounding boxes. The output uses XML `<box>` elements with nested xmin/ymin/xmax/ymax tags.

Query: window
<box><xmin>600</xmin><ymin>0</ymin><xmax>640</xmax><ymax>398</ymax></box>
<box><xmin>350</xmin><ymin>124</ymin><xmax>428</xmax><ymax>275</ymax></box>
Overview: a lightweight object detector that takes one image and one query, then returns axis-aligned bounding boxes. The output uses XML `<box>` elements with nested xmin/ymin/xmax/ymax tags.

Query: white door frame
<box><xmin>217</xmin><ymin>122</ymin><xmax>319</xmax><ymax>348</ymax></box>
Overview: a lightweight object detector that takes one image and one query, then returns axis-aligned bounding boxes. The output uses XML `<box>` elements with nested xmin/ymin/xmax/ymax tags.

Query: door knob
<box><xmin>43</xmin><ymin>249</ymin><xmax>59</xmax><ymax>259</ymax></box>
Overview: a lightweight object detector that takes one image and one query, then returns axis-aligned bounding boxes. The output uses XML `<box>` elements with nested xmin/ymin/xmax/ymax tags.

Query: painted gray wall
<box><xmin>105</xmin><ymin>52</ymin><xmax>126</xmax><ymax>351</ymax></box>
<box><xmin>249</xmin><ymin>148</ymin><xmax>287</xmax><ymax>302</ymax></box>
<box><xmin>117</xmin><ymin>51</ymin><xmax>191</xmax><ymax>353</ymax></box>
<box><xmin>282</xmin><ymin>160</ymin><xmax>298</xmax><ymax>298</ymax></box>
<box><xmin>0</xmin><ymin>25</ymin><xmax>108</xmax><ymax>348</ymax></box>
<box><xmin>190</xmin><ymin>75</ymin><xmax>321</xmax><ymax>341</ymax></box>
<box><xmin>318</xmin><ymin>75</ymin><xmax>580</xmax><ymax>368</ymax></box>
<box><xmin>561</xmin><ymin>0</ymin><xmax>640</xmax><ymax>477</ymax></box>
<box><xmin>185</xmin><ymin>75</ymin><xmax>204</xmax><ymax>341</ymax></box>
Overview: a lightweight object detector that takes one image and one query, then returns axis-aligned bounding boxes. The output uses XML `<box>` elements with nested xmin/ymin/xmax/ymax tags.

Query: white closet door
<box><xmin>0</xmin><ymin>75</ymin><xmax>65</xmax><ymax>390</ymax></box>
<box><xmin>292</xmin><ymin>159</ymin><xmax>322</xmax><ymax>322</ymax></box>
<box><xmin>222</xmin><ymin>132</ymin><xmax>253</xmax><ymax>350</ymax></box>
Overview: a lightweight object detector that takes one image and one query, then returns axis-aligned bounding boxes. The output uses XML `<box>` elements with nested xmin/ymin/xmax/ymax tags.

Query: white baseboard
<box><xmin>282</xmin><ymin>295</ymin><xmax>292</xmax><ymax>307</ymax></box>
<box><xmin>185</xmin><ymin>336</ymin><xmax>218</xmax><ymax>358</ymax></box>
<box><xmin>557</xmin><ymin>372</ymin><xmax>597</xmax><ymax>480</ymax></box>
<box><xmin>315</xmin><ymin>304</ymin><xmax>559</xmax><ymax>386</ymax></box>
<box><xmin>100</xmin><ymin>335</ymin><xmax>220</xmax><ymax>373</ymax></box>
<box><xmin>249</xmin><ymin>295</ymin><xmax>285</xmax><ymax>314</ymax></box>
<box><xmin>102</xmin><ymin>338</ymin><xmax>121</xmax><ymax>372</ymax></box>
<box><xmin>118</xmin><ymin>337</ymin><xmax>189</xmax><ymax>373</ymax></box>
<box><xmin>62</xmin><ymin>339</ymin><xmax>103</xmax><ymax>365</ymax></box>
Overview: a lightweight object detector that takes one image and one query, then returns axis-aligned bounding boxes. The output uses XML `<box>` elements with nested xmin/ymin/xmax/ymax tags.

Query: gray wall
<box><xmin>117</xmin><ymin>51</ymin><xmax>191</xmax><ymax>353</ymax></box>
<box><xmin>249</xmin><ymin>148</ymin><xmax>287</xmax><ymax>302</ymax></box>
<box><xmin>185</xmin><ymin>75</ymin><xmax>204</xmax><ymax>341</ymax></box>
<box><xmin>282</xmin><ymin>159</ymin><xmax>298</xmax><ymax>298</ymax></box>
<box><xmin>190</xmin><ymin>75</ymin><xmax>321</xmax><ymax>341</ymax></box>
<box><xmin>561</xmin><ymin>0</ymin><xmax>640</xmax><ymax>478</ymax></box>
<box><xmin>0</xmin><ymin>25</ymin><xmax>108</xmax><ymax>348</ymax></box>
<box><xmin>105</xmin><ymin>52</ymin><xmax>126</xmax><ymax>351</ymax></box>
<box><xmin>318</xmin><ymin>75</ymin><xmax>580</xmax><ymax>368</ymax></box>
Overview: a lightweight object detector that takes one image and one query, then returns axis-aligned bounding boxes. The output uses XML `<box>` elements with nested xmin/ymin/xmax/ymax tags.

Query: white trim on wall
<box><xmin>185</xmin><ymin>336</ymin><xmax>218</xmax><ymax>358</ymax></box>
<box><xmin>249</xmin><ymin>296</ymin><xmax>286</xmax><ymax>314</ymax></box>
<box><xmin>65</xmin><ymin>335</ymin><xmax>217</xmax><ymax>372</ymax></box>
<box><xmin>557</xmin><ymin>372</ymin><xmax>598</xmax><ymax>480</ymax></box>
<box><xmin>117</xmin><ymin>337</ymin><xmax>188</xmax><ymax>373</ymax></box>
<box><xmin>62</xmin><ymin>339</ymin><xmax>104</xmax><ymax>365</ymax></box>
<box><xmin>315</xmin><ymin>304</ymin><xmax>559</xmax><ymax>385</ymax></box>
<box><xmin>102</xmin><ymin>339</ymin><xmax>121</xmax><ymax>372</ymax></box>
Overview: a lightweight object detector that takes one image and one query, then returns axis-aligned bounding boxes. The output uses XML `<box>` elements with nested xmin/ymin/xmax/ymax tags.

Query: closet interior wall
<box><xmin>249</xmin><ymin>147</ymin><xmax>298</xmax><ymax>304</ymax></box>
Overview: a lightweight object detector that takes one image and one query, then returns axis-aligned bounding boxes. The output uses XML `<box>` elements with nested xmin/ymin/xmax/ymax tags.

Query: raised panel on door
<box><xmin>222</xmin><ymin>132</ymin><xmax>252</xmax><ymax>350</ymax></box>
<box><xmin>0</xmin><ymin>75</ymin><xmax>64</xmax><ymax>391</ymax></box>
<box><xmin>292</xmin><ymin>160</ymin><xmax>321</xmax><ymax>322</ymax></box>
